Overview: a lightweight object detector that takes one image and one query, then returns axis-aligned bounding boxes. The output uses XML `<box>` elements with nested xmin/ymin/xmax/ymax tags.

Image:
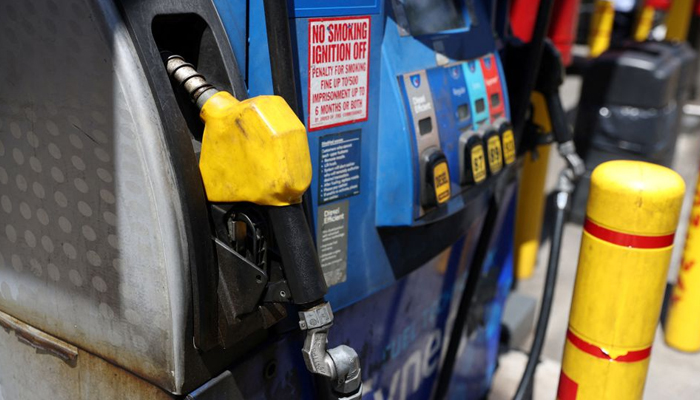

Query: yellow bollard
<box><xmin>557</xmin><ymin>161</ymin><xmax>685</xmax><ymax>400</ymax></box>
<box><xmin>665</xmin><ymin>171</ymin><xmax>700</xmax><ymax>352</ymax></box>
<box><xmin>665</xmin><ymin>0</ymin><xmax>695</xmax><ymax>42</ymax></box>
<box><xmin>633</xmin><ymin>5</ymin><xmax>655</xmax><ymax>42</ymax></box>
<box><xmin>514</xmin><ymin>92</ymin><xmax>552</xmax><ymax>280</ymax></box>
<box><xmin>588</xmin><ymin>0</ymin><xmax>616</xmax><ymax>58</ymax></box>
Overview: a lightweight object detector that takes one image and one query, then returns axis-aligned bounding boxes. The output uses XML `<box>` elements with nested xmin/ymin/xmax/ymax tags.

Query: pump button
<box><xmin>433</xmin><ymin>161</ymin><xmax>451</xmax><ymax>204</ymax></box>
<box><xmin>500</xmin><ymin>122</ymin><xmax>516</xmax><ymax>165</ymax></box>
<box><xmin>421</xmin><ymin>149</ymin><xmax>451</xmax><ymax>207</ymax></box>
<box><xmin>459</xmin><ymin>133</ymin><xmax>487</xmax><ymax>185</ymax></box>
<box><xmin>470</xmin><ymin>143</ymin><xmax>488</xmax><ymax>183</ymax></box>
<box><xmin>484</xmin><ymin>127</ymin><xmax>503</xmax><ymax>174</ymax></box>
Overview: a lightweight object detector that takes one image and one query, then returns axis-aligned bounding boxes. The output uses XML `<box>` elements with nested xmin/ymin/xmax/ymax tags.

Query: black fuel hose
<box><xmin>513</xmin><ymin>174</ymin><xmax>573</xmax><ymax>400</ymax></box>
<box><xmin>433</xmin><ymin>199</ymin><xmax>501</xmax><ymax>400</ymax></box>
<box><xmin>263</xmin><ymin>0</ymin><xmax>318</xmax><ymax>232</ymax></box>
<box><xmin>267</xmin><ymin>204</ymin><xmax>328</xmax><ymax>306</ymax></box>
<box><xmin>263</xmin><ymin>0</ymin><xmax>300</xmax><ymax>115</ymax></box>
<box><xmin>262</xmin><ymin>0</ymin><xmax>328</xmax><ymax>305</ymax></box>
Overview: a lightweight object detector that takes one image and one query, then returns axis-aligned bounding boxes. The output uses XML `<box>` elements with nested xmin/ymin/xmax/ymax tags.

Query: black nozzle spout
<box><xmin>163</xmin><ymin>53</ymin><xmax>219</xmax><ymax>109</ymax></box>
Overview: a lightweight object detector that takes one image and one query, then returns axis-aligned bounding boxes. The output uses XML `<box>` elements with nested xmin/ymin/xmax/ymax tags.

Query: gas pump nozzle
<box><xmin>533</xmin><ymin>41</ymin><xmax>585</xmax><ymax>179</ymax></box>
<box><xmin>165</xmin><ymin>54</ymin><xmax>362</xmax><ymax>400</ymax></box>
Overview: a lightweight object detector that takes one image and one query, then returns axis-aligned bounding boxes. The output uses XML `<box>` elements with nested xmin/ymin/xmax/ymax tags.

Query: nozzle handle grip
<box><xmin>547</xmin><ymin>94</ymin><xmax>573</xmax><ymax>144</ymax></box>
<box><xmin>268</xmin><ymin>204</ymin><xmax>328</xmax><ymax>306</ymax></box>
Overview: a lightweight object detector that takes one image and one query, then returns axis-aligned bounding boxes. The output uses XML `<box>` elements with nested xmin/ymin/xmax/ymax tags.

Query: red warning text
<box><xmin>308</xmin><ymin>17</ymin><xmax>371</xmax><ymax>130</ymax></box>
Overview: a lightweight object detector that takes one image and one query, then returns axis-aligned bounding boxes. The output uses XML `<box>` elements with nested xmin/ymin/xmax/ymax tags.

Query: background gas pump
<box><xmin>569</xmin><ymin>1</ymin><xmax>698</xmax><ymax>219</ymax></box>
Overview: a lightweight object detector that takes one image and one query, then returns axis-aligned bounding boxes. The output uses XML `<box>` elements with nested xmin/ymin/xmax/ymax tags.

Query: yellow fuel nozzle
<box><xmin>165</xmin><ymin>52</ymin><xmax>326</xmax><ymax>303</ymax></box>
<box><xmin>165</xmin><ymin>54</ymin><xmax>312</xmax><ymax>207</ymax></box>
<box><xmin>165</xmin><ymin>51</ymin><xmax>359</xmax><ymax>398</ymax></box>
<box><xmin>197</xmin><ymin>92</ymin><xmax>312</xmax><ymax>206</ymax></box>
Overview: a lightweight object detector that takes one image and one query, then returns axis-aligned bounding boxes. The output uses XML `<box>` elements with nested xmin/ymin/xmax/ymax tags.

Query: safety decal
<box><xmin>308</xmin><ymin>16</ymin><xmax>371</xmax><ymax>131</ymax></box>
<box><xmin>319</xmin><ymin>130</ymin><xmax>361</xmax><ymax>204</ymax></box>
<box><xmin>566</xmin><ymin>329</ymin><xmax>651</xmax><ymax>362</ymax></box>
<box><xmin>583</xmin><ymin>218</ymin><xmax>675</xmax><ymax>249</ymax></box>
<box><xmin>557</xmin><ymin>371</ymin><xmax>579</xmax><ymax>400</ymax></box>
<box><xmin>316</xmin><ymin>200</ymin><xmax>350</xmax><ymax>287</ymax></box>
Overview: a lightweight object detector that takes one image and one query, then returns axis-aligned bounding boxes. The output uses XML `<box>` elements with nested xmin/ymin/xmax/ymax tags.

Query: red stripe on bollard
<box><xmin>567</xmin><ymin>329</ymin><xmax>652</xmax><ymax>362</ymax></box>
<box><xmin>584</xmin><ymin>218</ymin><xmax>675</xmax><ymax>249</ymax></box>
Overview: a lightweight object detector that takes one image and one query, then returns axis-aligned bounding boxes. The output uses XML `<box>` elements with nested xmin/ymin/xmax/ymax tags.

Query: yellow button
<box><xmin>471</xmin><ymin>145</ymin><xmax>487</xmax><ymax>183</ymax></box>
<box><xmin>486</xmin><ymin>135</ymin><xmax>503</xmax><ymax>174</ymax></box>
<box><xmin>502</xmin><ymin>129</ymin><xmax>516</xmax><ymax>165</ymax></box>
<box><xmin>433</xmin><ymin>161</ymin><xmax>451</xmax><ymax>204</ymax></box>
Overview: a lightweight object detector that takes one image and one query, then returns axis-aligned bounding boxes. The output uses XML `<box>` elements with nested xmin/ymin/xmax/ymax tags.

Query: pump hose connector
<box><xmin>164</xmin><ymin>53</ymin><xmax>219</xmax><ymax>109</ymax></box>
<box><xmin>299</xmin><ymin>302</ymin><xmax>362</xmax><ymax>400</ymax></box>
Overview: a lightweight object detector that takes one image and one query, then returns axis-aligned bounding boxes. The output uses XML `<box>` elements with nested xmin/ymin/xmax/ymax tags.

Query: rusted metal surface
<box><xmin>0</xmin><ymin>317</ymin><xmax>174</xmax><ymax>400</ymax></box>
<box><xmin>0</xmin><ymin>0</ymin><xmax>180</xmax><ymax>392</ymax></box>
<box><xmin>0</xmin><ymin>310</ymin><xmax>78</xmax><ymax>363</ymax></box>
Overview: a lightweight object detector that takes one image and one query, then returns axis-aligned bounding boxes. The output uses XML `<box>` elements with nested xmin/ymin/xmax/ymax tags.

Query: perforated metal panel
<box><xmin>0</xmin><ymin>0</ymin><xmax>194</xmax><ymax>393</ymax></box>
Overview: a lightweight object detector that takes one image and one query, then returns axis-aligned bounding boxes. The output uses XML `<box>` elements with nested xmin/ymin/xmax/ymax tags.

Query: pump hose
<box><xmin>513</xmin><ymin>174</ymin><xmax>572</xmax><ymax>400</ymax></box>
<box><xmin>433</xmin><ymin>199</ymin><xmax>501</xmax><ymax>400</ymax></box>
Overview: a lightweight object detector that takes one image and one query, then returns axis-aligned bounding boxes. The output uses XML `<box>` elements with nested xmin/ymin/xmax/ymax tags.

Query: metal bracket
<box><xmin>227</xmin><ymin>211</ymin><xmax>267</xmax><ymax>269</ymax></box>
<box><xmin>215</xmin><ymin>238</ymin><xmax>269</xmax><ymax>317</ymax></box>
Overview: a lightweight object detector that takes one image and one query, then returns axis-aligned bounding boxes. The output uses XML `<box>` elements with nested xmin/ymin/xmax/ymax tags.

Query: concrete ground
<box><xmin>489</xmin><ymin>76</ymin><xmax>700</xmax><ymax>399</ymax></box>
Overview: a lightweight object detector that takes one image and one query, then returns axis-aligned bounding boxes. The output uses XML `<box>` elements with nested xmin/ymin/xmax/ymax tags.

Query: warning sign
<box><xmin>308</xmin><ymin>16</ymin><xmax>371</xmax><ymax>131</ymax></box>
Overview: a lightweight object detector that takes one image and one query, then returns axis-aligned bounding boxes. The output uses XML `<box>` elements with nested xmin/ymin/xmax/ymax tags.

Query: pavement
<box><xmin>488</xmin><ymin>75</ymin><xmax>700</xmax><ymax>399</ymax></box>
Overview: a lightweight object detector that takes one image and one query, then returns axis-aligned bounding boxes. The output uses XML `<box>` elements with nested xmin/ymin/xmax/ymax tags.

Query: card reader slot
<box><xmin>418</xmin><ymin>116</ymin><xmax>434</xmax><ymax>135</ymax></box>
<box><xmin>457</xmin><ymin>103</ymin><xmax>471</xmax><ymax>121</ymax></box>
<box><xmin>475</xmin><ymin>98</ymin><xmax>486</xmax><ymax>113</ymax></box>
<box><xmin>490</xmin><ymin>93</ymin><xmax>501</xmax><ymax>107</ymax></box>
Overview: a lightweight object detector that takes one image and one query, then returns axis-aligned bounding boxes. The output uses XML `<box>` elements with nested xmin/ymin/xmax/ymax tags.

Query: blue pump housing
<box><xmin>210</xmin><ymin>0</ymin><xmax>518</xmax><ymax>398</ymax></box>
<box><xmin>463</xmin><ymin>60</ymin><xmax>490</xmax><ymax>128</ymax></box>
<box><xmin>426</xmin><ymin>64</ymin><xmax>472</xmax><ymax>188</ymax></box>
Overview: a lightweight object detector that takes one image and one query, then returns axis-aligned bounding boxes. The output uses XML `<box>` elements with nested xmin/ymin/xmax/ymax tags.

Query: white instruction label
<box><xmin>308</xmin><ymin>16</ymin><xmax>371</xmax><ymax>131</ymax></box>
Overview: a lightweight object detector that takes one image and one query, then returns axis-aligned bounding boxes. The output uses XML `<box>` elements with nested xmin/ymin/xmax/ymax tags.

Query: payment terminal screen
<box><xmin>403</xmin><ymin>0</ymin><xmax>466</xmax><ymax>35</ymax></box>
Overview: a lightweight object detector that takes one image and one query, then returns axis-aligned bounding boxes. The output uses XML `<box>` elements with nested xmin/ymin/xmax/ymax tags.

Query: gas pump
<box><xmin>0</xmin><ymin>1</ymin><xmax>533</xmax><ymax>400</ymax></box>
<box><xmin>229</xmin><ymin>1</ymin><xmax>520</xmax><ymax>398</ymax></box>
